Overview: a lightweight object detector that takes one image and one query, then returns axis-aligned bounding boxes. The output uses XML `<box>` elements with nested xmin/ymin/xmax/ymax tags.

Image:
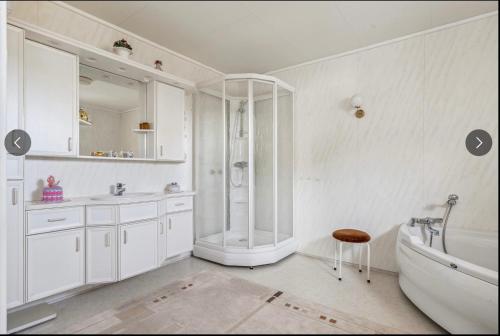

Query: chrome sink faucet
<box><xmin>114</xmin><ymin>182</ymin><xmax>126</xmax><ymax>196</ymax></box>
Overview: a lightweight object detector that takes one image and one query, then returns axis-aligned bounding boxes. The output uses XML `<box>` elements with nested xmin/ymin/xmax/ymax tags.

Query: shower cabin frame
<box><xmin>194</xmin><ymin>73</ymin><xmax>298</xmax><ymax>266</ymax></box>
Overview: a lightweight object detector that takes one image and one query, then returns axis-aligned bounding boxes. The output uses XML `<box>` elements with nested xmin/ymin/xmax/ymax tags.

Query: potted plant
<box><xmin>113</xmin><ymin>38</ymin><xmax>133</xmax><ymax>58</ymax></box>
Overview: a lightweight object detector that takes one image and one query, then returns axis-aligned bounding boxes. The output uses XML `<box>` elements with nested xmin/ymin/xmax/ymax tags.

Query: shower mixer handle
<box><xmin>410</xmin><ymin>217</ymin><xmax>443</xmax><ymax>226</ymax></box>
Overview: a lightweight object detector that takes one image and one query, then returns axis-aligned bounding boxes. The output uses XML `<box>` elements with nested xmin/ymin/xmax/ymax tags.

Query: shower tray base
<box><xmin>193</xmin><ymin>237</ymin><xmax>298</xmax><ymax>267</ymax></box>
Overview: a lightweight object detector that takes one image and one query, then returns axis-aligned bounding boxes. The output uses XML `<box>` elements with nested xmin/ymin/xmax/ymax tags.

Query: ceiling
<box><xmin>65</xmin><ymin>1</ymin><xmax>498</xmax><ymax>74</ymax></box>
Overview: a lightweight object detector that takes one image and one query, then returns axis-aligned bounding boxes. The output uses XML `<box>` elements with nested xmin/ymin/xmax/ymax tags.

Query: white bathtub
<box><xmin>397</xmin><ymin>222</ymin><xmax>498</xmax><ymax>334</ymax></box>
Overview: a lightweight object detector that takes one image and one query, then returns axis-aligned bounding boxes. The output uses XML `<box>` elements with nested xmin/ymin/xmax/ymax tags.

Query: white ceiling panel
<box><xmin>64</xmin><ymin>1</ymin><xmax>498</xmax><ymax>74</ymax></box>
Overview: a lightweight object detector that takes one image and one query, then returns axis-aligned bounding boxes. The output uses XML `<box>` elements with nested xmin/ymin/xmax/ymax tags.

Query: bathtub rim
<box><xmin>398</xmin><ymin>223</ymin><xmax>498</xmax><ymax>286</ymax></box>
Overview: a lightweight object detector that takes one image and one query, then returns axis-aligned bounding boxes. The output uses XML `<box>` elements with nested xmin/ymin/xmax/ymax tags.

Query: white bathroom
<box><xmin>0</xmin><ymin>1</ymin><xmax>497</xmax><ymax>334</ymax></box>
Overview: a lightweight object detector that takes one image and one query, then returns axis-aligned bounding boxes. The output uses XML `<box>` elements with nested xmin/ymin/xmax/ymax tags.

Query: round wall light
<box><xmin>350</xmin><ymin>94</ymin><xmax>365</xmax><ymax>119</ymax></box>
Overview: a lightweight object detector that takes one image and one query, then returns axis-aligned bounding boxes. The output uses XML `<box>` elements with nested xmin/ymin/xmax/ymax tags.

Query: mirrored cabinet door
<box><xmin>78</xmin><ymin>65</ymin><xmax>154</xmax><ymax>160</ymax></box>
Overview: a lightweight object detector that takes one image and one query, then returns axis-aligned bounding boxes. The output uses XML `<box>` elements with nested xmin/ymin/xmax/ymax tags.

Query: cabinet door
<box><xmin>156</xmin><ymin>82</ymin><xmax>185</xmax><ymax>161</ymax></box>
<box><xmin>27</xmin><ymin>229</ymin><xmax>85</xmax><ymax>302</ymax></box>
<box><xmin>24</xmin><ymin>40</ymin><xmax>78</xmax><ymax>156</ymax></box>
<box><xmin>6</xmin><ymin>181</ymin><xmax>24</xmax><ymax>308</ymax></box>
<box><xmin>119</xmin><ymin>220</ymin><xmax>158</xmax><ymax>280</ymax></box>
<box><xmin>166</xmin><ymin>211</ymin><xmax>193</xmax><ymax>258</ymax></box>
<box><xmin>86</xmin><ymin>227</ymin><xmax>117</xmax><ymax>284</ymax></box>
<box><xmin>158</xmin><ymin>215</ymin><xmax>167</xmax><ymax>266</ymax></box>
<box><xmin>6</xmin><ymin>25</ymin><xmax>23</xmax><ymax>133</ymax></box>
<box><xmin>6</xmin><ymin>25</ymin><xmax>24</xmax><ymax>179</ymax></box>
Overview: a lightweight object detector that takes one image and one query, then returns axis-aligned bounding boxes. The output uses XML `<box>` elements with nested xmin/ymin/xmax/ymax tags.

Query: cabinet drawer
<box><xmin>27</xmin><ymin>206</ymin><xmax>84</xmax><ymax>235</ymax></box>
<box><xmin>87</xmin><ymin>205</ymin><xmax>116</xmax><ymax>226</ymax></box>
<box><xmin>119</xmin><ymin>202</ymin><xmax>157</xmax><ymax>224</ymax></box>
<box><xmin>166</xmin><ymin>197</ymin><xmax>193</xmax><ymax>213</ymax></box>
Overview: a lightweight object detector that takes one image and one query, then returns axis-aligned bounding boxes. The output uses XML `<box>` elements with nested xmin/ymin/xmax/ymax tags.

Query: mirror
<box><xmin>78</xmin><ymin>64</ymin><xmax>153</xmax><ymax>159</ymax></box>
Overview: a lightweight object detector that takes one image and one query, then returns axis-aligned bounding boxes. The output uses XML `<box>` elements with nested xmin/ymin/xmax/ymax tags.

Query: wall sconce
<box><xmin>350</xmin><ymin>94</ymin><xmax>365</xmax><ymax>118</ymax></box>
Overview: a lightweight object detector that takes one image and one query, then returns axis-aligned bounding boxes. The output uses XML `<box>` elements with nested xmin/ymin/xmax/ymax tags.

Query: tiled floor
<box><xmin>59</xmin><ymin>270</ymin><xmax>404</xmax><ymax>334</ymax></box>
<box><xmin>20</xmin><ymin>254</ymin><xmax>445</xmax><ymax>334</ymax></box>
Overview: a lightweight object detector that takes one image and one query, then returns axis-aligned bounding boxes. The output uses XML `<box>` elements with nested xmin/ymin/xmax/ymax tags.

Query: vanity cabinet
<box><xmin>166</xmin><ymin>211</ymin><xmax>193</xmax><ymax>258</ymax></box>
<box><xmin>6</xmin><ymin>181</ymin><xmax>24</xmax><ymax>308</ymax></box>
<box><xmin>86</xmin><ymin>227</ymin><xmax>117</xmax><ymax>284</ymax></box>
<box><xmin>153</xmin><ymin>82</ymin><xmax>186</xmax><ymax>161</ymax></box>
<box><xmin>24</xmin><ymin>39</ymin><xmax>78</xmax><ymax>156</ymax></box>
<box><xmin>119</xmin><ymin>220</ymin><xmax>158</xmax><ymax>280</ymax></box>
<box><xmin>27</xmin><ymin>228</ymin><xmax>85</xmax><ymax>302</ymax></box>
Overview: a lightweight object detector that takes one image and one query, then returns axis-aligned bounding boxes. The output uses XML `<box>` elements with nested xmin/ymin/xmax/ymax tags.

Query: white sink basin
<box><xmin>90</xmin><ymin>192</ymin><xmax>156</xmax><ymax>201</ymax></box>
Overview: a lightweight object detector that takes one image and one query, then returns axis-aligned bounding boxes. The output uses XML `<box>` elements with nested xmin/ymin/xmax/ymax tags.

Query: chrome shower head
<box><xmin>447</xmin><ymin>194</ymin><xmax>459</xmax><ymax>205</ymax></box>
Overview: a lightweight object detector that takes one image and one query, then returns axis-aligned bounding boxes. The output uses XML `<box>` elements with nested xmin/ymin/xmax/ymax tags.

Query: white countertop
<box><xmin>25</xmin><ymin>191</ymin><xmax>196</xmax><ymax>210</ymax></box>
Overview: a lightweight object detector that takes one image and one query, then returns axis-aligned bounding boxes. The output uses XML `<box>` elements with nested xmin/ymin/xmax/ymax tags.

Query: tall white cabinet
<box><xmin>154</xmin><ymin>82</ymin><xmax>186</xmax><ymax>161</ymax></box>
<box><xmin>6</xmin><ymin>181</ymin><xmax>23</xmax><ymax>309</ymax></box>
<box><xmin>6</xmin><ymin>25</ymin><xmax>25</xmax><ymax>309</ymax></box>
<box><xmin>24</xmin><ymin>40</ymin><xmax>78</xmax><ymax>156</ymax></box>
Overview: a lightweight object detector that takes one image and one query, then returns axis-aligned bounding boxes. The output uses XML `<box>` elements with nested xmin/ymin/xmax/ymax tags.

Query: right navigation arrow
<box><xmin>475</xmin><ymin>136</ymin><xmax>483</xmax><ymax>149</ymax></box>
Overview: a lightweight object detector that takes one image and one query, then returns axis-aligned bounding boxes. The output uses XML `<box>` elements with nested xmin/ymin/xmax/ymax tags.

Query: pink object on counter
<box><xmin>42</xmin><ymin>175</ymin><xmax>64</xmax><ymax>202</ymax></box>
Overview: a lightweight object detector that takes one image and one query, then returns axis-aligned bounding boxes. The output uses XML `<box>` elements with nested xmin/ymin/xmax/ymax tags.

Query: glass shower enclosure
<box><xmin>194</xmin><ymin>74</ymin><xmax>297</xmax><ymax>266</ymax></box>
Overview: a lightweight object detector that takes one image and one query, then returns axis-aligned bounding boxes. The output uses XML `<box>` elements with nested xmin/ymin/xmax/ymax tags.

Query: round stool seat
<box><xmin>332</xmin><ymin>229</ymin><xmax>371</xmax><ymax>243</ymax></box>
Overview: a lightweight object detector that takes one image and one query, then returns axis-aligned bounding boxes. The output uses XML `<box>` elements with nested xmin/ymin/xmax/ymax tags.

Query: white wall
<box><xmin>272</xmin><ymin>14</ymin><xmax>498</xmax><ymax>272</ymax></box>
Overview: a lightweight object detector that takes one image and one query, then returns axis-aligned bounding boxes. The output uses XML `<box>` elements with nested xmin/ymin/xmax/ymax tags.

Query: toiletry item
<box><xmin>79</xmin><ymin>108</ymin><xmax>89</xmax><ymax>121</ymax></box>
<box><xmin>166</xmin><ymin>182</ymin><xmax>181</xmax><ymax>193</ymax></box>
<box><xmin>42</xmin><ymin>175</ymin><xmax>63</xmax><ymax>202</ymax></box>
<box><xmin>139</xmin><ymin>122</ymin><xmax>151</xmax><ymax>129</ymax></box>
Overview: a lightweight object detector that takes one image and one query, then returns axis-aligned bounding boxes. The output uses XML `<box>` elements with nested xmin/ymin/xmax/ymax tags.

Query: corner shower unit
<box><xmin>194</xmin><ymin>74</ymin><xmax>297</xmax><ymax>266</ymax></box>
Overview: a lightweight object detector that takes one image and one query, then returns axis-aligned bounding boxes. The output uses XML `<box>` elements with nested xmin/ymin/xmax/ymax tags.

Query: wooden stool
<box><xmin>332</xmin><ymin>229</ymin><xmax>371</xmax><ymax>283</ymax></box>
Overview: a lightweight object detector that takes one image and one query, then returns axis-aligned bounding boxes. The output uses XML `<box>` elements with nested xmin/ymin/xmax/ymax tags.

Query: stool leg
<box><xmin>366</xmin><ymin>243</ymin><xmax>371</xmax><ymax>283</ymax></box>
<box><xmin>333</xmin><ymin>240</ymin><xmax>337</xmax><ymax>270</ymax></box>
<box><xmin>358</xmin><ymin>244</ymin><xmax>362</xmax><ymax>273</ymax></box>
<box><xmin>338</xmin><ymin>242</ymin><xmax>343</xmax><ymax>281</ymax></box>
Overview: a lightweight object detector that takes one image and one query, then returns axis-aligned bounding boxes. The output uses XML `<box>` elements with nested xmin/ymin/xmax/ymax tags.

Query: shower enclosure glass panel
<box><xmin>277</xmin><ymin>86</ymin><xmax>293</xmax><ymax>242</ymax></box>
<box><xmin>195</xmin><ymin>80</ymin><xmax>224</xmax><ymax>246</ymax></box>
<box><xmin>225</xmin><ymin>80</ymin><xmax>250</xmax><ymax>248</ymax></box>
<box><xmin>253</xmin><ymin>81</ymin><xmax>275</xmax><ymax>247</ymax></box>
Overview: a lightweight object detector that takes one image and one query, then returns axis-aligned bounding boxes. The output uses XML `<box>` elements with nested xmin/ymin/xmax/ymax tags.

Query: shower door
<box><xmin>252</xmin><ymin>80</ymin><xmax>275</xmax><ymax>247</ymax></box>
<box><xmin>224</xmin><ymin>80</ymin><xmax>250</xmax><ymax>247</ymax></box>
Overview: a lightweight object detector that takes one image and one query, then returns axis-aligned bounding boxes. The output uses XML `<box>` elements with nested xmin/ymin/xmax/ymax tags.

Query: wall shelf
<box><xmin>79</xmin><ymin>119</ymin><xmax>92</xmax><ymax>126</ymax></box>
<box><xmin>132</xmin><ymin>129</ymin><xmax>155</xmax><ymax>134</ymax></box>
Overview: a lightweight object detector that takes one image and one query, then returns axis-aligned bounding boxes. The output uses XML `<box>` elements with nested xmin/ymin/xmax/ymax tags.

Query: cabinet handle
<box><xmin>76</xmin><ymin>237</ymin><xmax>80</xmax><ymax>252</ymax></box>
<box><xmin>12</xmin><ymin>188</ymin><xmax>17</xmax><ymax>206</ymax></box>
<box><xmin>68</xmin><ymin>137</ymin><xmax>73</xmax><ymax>152</ymax></box>
<box><xmin>47</xmin><ymin>217</ymin><xmax>66</xmax><ymax>222</ymax></box>
<box><xmin>160</xmin><ymin>222</ymin><xmax>164</xmax><ymax>234</ymax></box>
<box><xmin>105</xmin><ymin>232</ymin><xmax>110</xmax><ymax>247</ymax></box>
<box><xmin>168</xmin><ymin>218</ymin><xmax>172</xmax><ymax>230</ymax></box>
<box><xmin>123</xmin><ymin>230</ymin><xmax>127</xmax><ymax>245</ymax></box>
<box><xmin>160</xmin><ymin>145</ymin><xmax>163</xmax><ymax>157</ymax></box>
<box><xmin>174</xmin><ymin>202</ymin><xmax>185</xmax><ymax>207</ymax></box>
